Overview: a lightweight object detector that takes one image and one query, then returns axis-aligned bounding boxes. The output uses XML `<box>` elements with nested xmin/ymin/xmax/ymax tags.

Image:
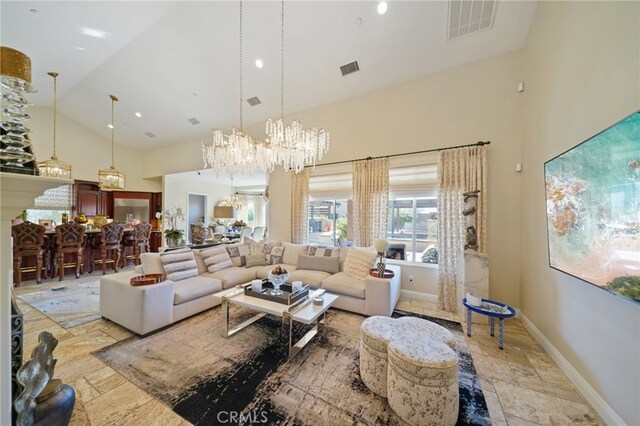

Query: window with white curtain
<box><xmin>26</xmin><ymin>184</ymin><xmax>73</xmax><ymax>225</ymax></box>
<box><xmin>236</xmin><ymin>194</ymin><xmax>267</xmax><ymax>229</ymax></box>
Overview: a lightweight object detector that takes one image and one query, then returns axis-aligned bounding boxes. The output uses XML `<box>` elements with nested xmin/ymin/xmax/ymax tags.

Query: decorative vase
<box><xmin>267</xmin><ymin>272</ymin><xmax>288</xmax><ymax>296</ymax></box>
<box><xmin>33</xmin><ymin>381</ymin><xmax>75</xmax><ymax>426</ymax></box>
<box><xmin>377</xmin><ymin>253</ymin><xmax>386</xmax><ymax>277</ymax></box>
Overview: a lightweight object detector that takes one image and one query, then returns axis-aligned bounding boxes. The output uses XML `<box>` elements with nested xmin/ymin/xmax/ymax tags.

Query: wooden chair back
<box><xmin>12</xmin><ymin>222</ymin><xmax>46</xmax><ymax>253</ymax></box>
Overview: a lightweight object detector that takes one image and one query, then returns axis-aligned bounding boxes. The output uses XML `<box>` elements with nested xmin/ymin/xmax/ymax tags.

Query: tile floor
<box><xmin>13</xmin><ymin>272</ymin><xmax>603</xmax><ymax>425</ymax></box>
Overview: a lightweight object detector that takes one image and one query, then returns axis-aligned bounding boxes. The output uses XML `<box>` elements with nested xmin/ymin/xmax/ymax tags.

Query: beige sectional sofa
<box><xmin>100</xmin><ymin>242</ymin><xmax>401</xmax><ymax>335</ymax></box>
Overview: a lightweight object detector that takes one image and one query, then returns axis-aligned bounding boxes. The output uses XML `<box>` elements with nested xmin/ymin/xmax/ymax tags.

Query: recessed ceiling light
<box><xmin>377</xmin><ymin>2</ymin><xmax>388</xmax><ymax>15</ymax></box>
<box><xmin>81</xmin><ymin>27</ymin><xmax>107</xmax><ymax>39</ymax></box>
<box><xmin>135</xmin><ymin>112</ymin><xmax>142</xmax><ymax>118</ymax></box>
<box><xmin>255</xmin><ymin>59</ymin><xmax>263</xmax><ymax>69</ymax></box>
<box><xmin>74</xmin><ymin>46</ymin><xmax>87</xmax><ymax>51</ymax></box>
<box><xmin>355</xmin><ymin>17</ymin><xmax>363</xmax><ymax>25</ymax></box>
<box><xmin>107</xmin><ymin>124</ymin><xmax>113</xmax><ymax>129</ymax></box>
<box><xmin>29</xmin><ymin>8</ymin><xmax>39</xmax><ymax>14</ymax></box>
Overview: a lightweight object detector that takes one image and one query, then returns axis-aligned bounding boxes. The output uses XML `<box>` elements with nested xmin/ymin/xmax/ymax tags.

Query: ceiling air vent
<box><xmin>247</xmin><ymin>96</ymin><xmax>261</xmax><ymax>106</ymax></box>
<box><xmin>145</xmin><ymin>132</ymin><xmax>156</xmax><ymax>138</ymax></box>
<box><xmin>448</xmin><ymin>0</ymin><xmax>497</xmax><ymax>41</ymax></box>
<box><xmin>340</xmin><ymin>60</ymin><xmax>360</xmax><ymax>76</ymax></box>
<box><xmin>187</xmin><ymin>117</ymin><xmax>200</xmax><ymax>125</ymax></box>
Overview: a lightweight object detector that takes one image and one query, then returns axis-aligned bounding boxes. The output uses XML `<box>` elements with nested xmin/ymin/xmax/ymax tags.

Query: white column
<box><xmin>460</xmin><ymin>250</ymin><xmax>490</xmax><ymax>324</ymax></box>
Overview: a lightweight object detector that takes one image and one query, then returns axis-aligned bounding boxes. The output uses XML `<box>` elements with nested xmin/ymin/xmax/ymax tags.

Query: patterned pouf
<box><xmin>359</xmin><ymin>316</ymin><xmax>397</xmax><ymax>397</ymax></box>
<box><xmin>395</xmin><ymin>316</ymin><xmax>457</xmax><ymax>349</ymax></box>
<box><xmin>387</xmin><ymin>337</ymin><xmax>459</xmax><ymax>426</ymax></box>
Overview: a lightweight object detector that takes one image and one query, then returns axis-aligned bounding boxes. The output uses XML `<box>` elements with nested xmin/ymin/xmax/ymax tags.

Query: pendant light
<box><xmin>38</xmin><ymin>72</ymin><xmax>72</xmax><ymax>178</ymax></box>
<box><xmin>98</xmin><ymin>94</ymin><xmax>125</xmax><ymax>190</ymax></box>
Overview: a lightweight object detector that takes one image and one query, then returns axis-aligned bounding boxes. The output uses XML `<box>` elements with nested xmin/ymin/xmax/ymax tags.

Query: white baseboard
<box><xmin>519</xmin><ymin>311</ymin><xmax>625</xmax><ymax>426</ymax></box>
<box><xmin>400</xmin><ymin>289</ymin><xmax>438</xmax><ymax>304</ymax></box>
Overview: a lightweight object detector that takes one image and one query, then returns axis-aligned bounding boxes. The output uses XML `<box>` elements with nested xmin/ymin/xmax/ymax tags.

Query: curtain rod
<box><xmin>305</xmin><ymin>140</ymin><xmax>490</xmax><ymax>168</ymax></box>
<box><xmin>235</xmin><ymin>191</ymin><xmax>264</xmax><ymax>196</ymax></box>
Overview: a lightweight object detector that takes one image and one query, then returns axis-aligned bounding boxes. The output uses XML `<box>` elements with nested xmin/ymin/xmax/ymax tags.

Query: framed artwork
<box><xmin>544</xmin><ymin>110</ymin><xmax>639</xmax><ymax>304</ymax></box>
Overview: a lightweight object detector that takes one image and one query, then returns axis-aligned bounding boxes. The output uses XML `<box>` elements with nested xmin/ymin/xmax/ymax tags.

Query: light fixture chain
<box><xmin>240</xmin><ymin>0</ymin><xmax>243</xmax><ymax>130</ymax></box>
<box><xmin>48</xmin><ymin>72</ymin><xmax>59</xmax><ymax>156</ymax></box>
<box><xmin>281</xmin><ymin>0</ymin><xmax>285</xmax><ymax>119</ymax></box>
<box><xmin>111</xmin><ymin>95</ymin><xmax>115</xmax><ymax>168</ymax></box>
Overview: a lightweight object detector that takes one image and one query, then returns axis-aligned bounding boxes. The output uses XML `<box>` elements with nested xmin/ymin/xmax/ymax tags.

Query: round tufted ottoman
<box><xmin>387</xmin><ymin>338</ymin><xmax>459</xmax><ymax>426</ymax></box>
<box><xmin>359</xmin><ymin>316</ymin><xmax>397</xmax><ymax>397</ymax></box>
<box><xmin>395</xmin><ymin>316</ymin><xmax>457</xmax><ymax>350</ymax></box>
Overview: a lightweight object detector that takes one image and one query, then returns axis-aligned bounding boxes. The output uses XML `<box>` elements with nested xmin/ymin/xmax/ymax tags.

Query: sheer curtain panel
<box><xmin>352</xmin><ymin>158</ymin><xmax>389</xmax><ymax>247</ymax></box>
<box><xmin>290</xmin><ymin>169</ymin><xmax>310</xmax><ymax>244</ymax></box>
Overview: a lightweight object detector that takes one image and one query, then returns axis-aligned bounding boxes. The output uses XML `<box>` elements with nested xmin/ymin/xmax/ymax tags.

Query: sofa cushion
<box><xmin>193</xmin><ymin>250</ymin><xmax>209</xmax><ymax>274</ymax></box>
<box><xmin>226</xmin><ymin>243</ymin><xmax>251</xmax><ymax>267</ymax></box>
<box><xmin>159</xmin><ymin>248</ymin><xmax>198</xmax><ymax>282</ymax></box>
<box><xmin>265</xmin><ymin>245</ymin><xmax>285</xmax><ymax>264</ymax></box>
<box><xmin>296</xmin><ymin>254</ymin><xmax>340</xmax><ymax>274</ymax></box>
<box><xmin>244</xmin><ymin>237</ymin><xmax>266</xmax><ymax>255</ymax></box>
<box><xmin>242</xmin><ymin>253</ymin><xmax>268</xmax><ymax>267</ymax></box>
<box><xmin>141</xmin><ymin>253</ymin><xmax>165</xmax><ymax>275</ymax></box>
<box><xmin>200</xmin><ymin>246</ymin><xmax>233</xmax><ymax>272</ymax></box>
<box><xmin>321</xmin><ymin>272</ymin><xmax>366</xmax><ymax>299</ymax></box>
<box><xmin>250</xmin><ymin>264</ymin><xmax>297</xmax><ymax>279</ymax></box>
<box><xmin>287</xmin><ymin>269</ymin><xmax>332</xmax><ymax>287</ymax></box>
<box><xmin>204</xmin><ymin>267</ymin><xmax>257</xmax><ymax>289</ymax></box>
<box><xmin>173</xmin><ymin>276</ymin><xmax>223</xmax><ymax>305</ymax></box>
<box><xmin>282</xmin><ymin>242</ymin><xmax>309</xmax><ymax>265</ymax></box>
<box><xmin>307</xmin><ymin>246</ymin><xmax>340</xmax><ymax>257</ymax></box>
<box><xmin>343</xmin><ymin>247</ymin><xmax>377</xmax><ymax>280</ymax></box>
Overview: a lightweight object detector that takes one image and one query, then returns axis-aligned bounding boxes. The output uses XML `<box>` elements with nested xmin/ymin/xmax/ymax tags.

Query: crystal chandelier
<box><xmin>265</xmin><ymin>0</ymin><xmax>330</xmax><ymax>173</ymax></box>
<box><xmin>202</xmin><ymin>0</ymin><xmax>271</xmax><ymax>176</ymax></box>
<box><xmin>38</xmin><ymin>72</ymin><xmax>72</xmax><ymax>179</ymax></box>
<box><xmin>98</xmin><ymin>95</ymin><xmax>125</xmax><ymax>190</ymax></box>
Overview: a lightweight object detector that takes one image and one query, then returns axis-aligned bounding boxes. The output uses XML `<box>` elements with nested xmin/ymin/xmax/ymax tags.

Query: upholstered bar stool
<box><xmin>12</xmin><ymin>221</ymin><xmax>48</xmax><ymax>286</ymax></box>
<box><xmin>54</xmin><ymin>223</ymin><xmax>86</xmax><ymax>281</ymax></box>
<box><xmin>90</xmin><ymin>222</ymin><xmax>124</xmax><ymax>275</ymax></box>
<box><xmin>121</xmin><ymin>222</ymin><xmax>152</xmax><ymax>268</ymax></box>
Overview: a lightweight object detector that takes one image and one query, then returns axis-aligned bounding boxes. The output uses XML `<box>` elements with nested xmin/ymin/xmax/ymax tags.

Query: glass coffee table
<box><xmin>216</xmin><ymin>286</ymin><xmax>339</xmax><ymax>359</ymax></box>
<box><xmin>463</xmin><ymin>297</ymin><xmax>515</xmax><ymax>349</ymax></box>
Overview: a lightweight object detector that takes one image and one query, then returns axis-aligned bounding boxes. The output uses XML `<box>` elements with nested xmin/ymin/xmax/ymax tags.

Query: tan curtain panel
<box><xmin>352</xmin><ymin>158</ymin><xmax>389</xmax><ymax>247</ymax></box>
<box><xmin>437</xmin><ymin>145</ymin><xmax>487</xmax><ymax>313</ymax></box>
<box><xmin>290</xmin><ymin>169</ymin><xmax>310</xmax><ymax>244</ymax></box>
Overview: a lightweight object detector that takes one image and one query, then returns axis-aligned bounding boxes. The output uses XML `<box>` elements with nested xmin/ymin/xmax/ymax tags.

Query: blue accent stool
<box><xmin>462</xmin><ymin>297</ymin><xmax>515</xmax><ymax>350</ymax></box>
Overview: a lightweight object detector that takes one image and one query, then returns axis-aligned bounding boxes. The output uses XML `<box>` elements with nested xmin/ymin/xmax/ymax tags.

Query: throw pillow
<box><xmin>241</xmin><ymin>253</ymin><xmax>268</xmax><ymax>267</ymax></box>
<box><xmin>193</xmin><ymin>250</ymin><xmax>209</xmax><ymax>274</ymax></box>
<box><xmin>265</xmin><ymin>245</ymin><xmax>285</xmax><ymax>265</ymax></box>
<box><xmin>282</xmin><ymin>242</ymin><xmax>309</xmax><ymax>265</ymax></box>
<box><xmin>307</xmin><ymin>246</ymin><xmax>340</xmax><ymax>257</ymax></box>
<box><xmin>244</xmin><ymin>237</ymin><xmax>266</xmax><ymax>255</ymax></box>
<box><xmin>159</xmin><ymin>248</ymin><xmax>198</xmax><ymax>281</ymax></box>
<box><xmin>343</xmin><ymin>247</ymin><xmax>377</xmax><ymax>280</ymax></box>
<box><xmin>140</xmin><ymin>253</ymin><xmax>165</xmax><ymax>275</ymax></box>
<box><xmin>200</xmin><ymin>246</ymin><xmax>234</xmax><ymax>272</ymax></box>
<box><xmin>226</xmin><ymin>243</ymin><xmax>251</xmax><ymax>267</ymax></box>
<box><xmin>297</xmin><ymin>254</ymin><xmax>340</xmax><ymax>274</ymax></box>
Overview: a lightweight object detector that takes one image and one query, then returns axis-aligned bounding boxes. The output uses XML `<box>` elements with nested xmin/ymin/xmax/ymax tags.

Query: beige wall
<box><xmin>29</xmin><ymin>107</ymin><xmax>161</xmax><ymax>192</ymax></box>
<box><xmin>254</xmin><ymin>51</ymin><xmax>525</xmax><ymax>303</ymax></box>
<box><xmin>521</xmin><ymin>2</ymin><xmax>639</xmax><ymax>424</ymax></box>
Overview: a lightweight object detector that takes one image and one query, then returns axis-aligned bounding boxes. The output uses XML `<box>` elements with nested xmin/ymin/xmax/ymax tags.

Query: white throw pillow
<box><xmin>200</xmin><ymin>246</ymin><xmax>234</xmax><ymax>272</ymax></box>
<box><xmin>193</xmin><ymin>250</ymin><xmax>209</xmax><ymax>274</ymax></box>
<box><xmin>243</xmin><ymin>237</ymin><xmax>266</xmax><ymax>255</ymax></box>
<box><xmin>140</xmin><ymin>253</ymin><xmax>165</xmax><ymax>275</ymax></box>
<box><xmin>282</xmin><ymin>242</ymin><xmax>309</xmax><ymax>265</ymax></box>
<box><xmin>343</xmin><ymin>247</ymin><xmax>377</xmax><ymax>281</ymax></box>
<box><xmin>159</xmin><ymin>248</ymin><xmax>199</xmax><ymax>281</ymax></box>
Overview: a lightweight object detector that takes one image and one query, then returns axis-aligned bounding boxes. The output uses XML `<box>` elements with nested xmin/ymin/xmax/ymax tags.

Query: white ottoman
<box><xmin>359</xmin><ymin>316</ymin><xmax>396</xmax><ymax>397</ymax></box>
<box><xmin>395</xmin><ymin>316</ymin><xmax>457</xmax><ymax>350</ymax></box>
<box><xmin>387</xmin><ymin>338</ymin><xmax>459</xmax><ymax>426</ymax></box>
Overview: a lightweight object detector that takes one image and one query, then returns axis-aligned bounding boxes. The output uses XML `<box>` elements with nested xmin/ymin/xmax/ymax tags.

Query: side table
<box><xmin>463</xmin><ymin>298</ymin><xmax>515</xmax><ymax>349</ymax></box>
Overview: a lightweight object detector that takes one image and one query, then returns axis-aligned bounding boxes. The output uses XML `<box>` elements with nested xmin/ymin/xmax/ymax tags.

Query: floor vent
<box><xmin>145</xmin><ymin>132</ymin><xmax>156</xmax><ymax>138</ymax></box>
<box><xmin>247</xmin><ymin>96</ymin><xmax>261</xmax><ymax>106</ymax></box>
<box><xmin>187</xmin><ymin>117</ymin><xmax>200</xmax><ymax>125</ymax></box>
<box><xmin>448</xmin><ymin>0</ymin><xmax>497</xmax><ymax>41</ymax></box>
<box><xmin>340</xmin><ymin>60</ymin><xmax>360</xmax><ymax>76</ymax></box>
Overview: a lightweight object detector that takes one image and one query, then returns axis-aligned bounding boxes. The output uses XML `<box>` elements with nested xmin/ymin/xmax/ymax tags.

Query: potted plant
<box><xmin>162</xmin><ymin>207</ymin><xmax>185</xmax><ymax>247</ymax></box>
<box><xmin>164</xmin><ymin>228</ymin><xmax>184</xmax><ymax>247</ymax></box>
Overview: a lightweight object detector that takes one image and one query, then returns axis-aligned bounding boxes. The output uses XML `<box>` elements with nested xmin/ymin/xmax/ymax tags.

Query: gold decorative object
<box><xmin>93</xmin><ymin>215</ymin><xmax>108</xmax><ymax>228</ymax></box>
<box><xmin>38</xmin><ymin>72</ymin><xmax>72</xmax><ymax>179</ymax></box>
<box><xmin>98</xmin><ymin>94</ymin><xmax>125</xmax><ymax>190</ymax></box>
<box><xmin>0</xmin><ymin>46</ymin><xmax>31</xmax><ymax>83</ymax></box>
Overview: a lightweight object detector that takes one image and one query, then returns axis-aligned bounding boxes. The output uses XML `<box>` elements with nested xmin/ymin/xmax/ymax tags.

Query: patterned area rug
<box><xmin>94</xmin><ymin>307</ymin><xmax>490</xmax><ymax>425</ymax></box>
<box><xmin>18</xmin><ymin>282</ymin><xmax>100</xmax><ymax>328</ymax></box>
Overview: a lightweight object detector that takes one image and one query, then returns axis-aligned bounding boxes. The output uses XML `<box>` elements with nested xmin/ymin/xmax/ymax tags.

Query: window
<box><xmin>387</xmin><ymin>197</ymin><xmax>438</xmax><ymax>263</ymax></box>
<box><xmin>308</xmin><ymin>199</ymin><xmax>349</xmax><ymax>246</ymax></box>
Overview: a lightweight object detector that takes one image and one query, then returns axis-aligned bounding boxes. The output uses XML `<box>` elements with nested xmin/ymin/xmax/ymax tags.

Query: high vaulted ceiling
<box><xmin>2</xmin><ymin>1</ymin><xmax>537</xmax><ymax>151</ymax></box>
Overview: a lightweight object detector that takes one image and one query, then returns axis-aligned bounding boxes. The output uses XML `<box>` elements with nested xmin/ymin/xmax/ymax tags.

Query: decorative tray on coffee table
<box><xmin>244</xmin><ymin>278</ymin><xmax>309</xmax><ymax>305</ymax></box>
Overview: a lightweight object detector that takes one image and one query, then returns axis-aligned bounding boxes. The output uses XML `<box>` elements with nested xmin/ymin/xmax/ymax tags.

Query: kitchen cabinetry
<box><xmin>74</xmin><ymin>181</ymin><xmax>111</xmax><ymax>218</ymax></box>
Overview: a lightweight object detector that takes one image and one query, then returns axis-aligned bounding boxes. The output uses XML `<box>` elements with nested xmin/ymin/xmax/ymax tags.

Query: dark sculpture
<box><xmin>463</xmin><ymin>190</ymin><xmax>480</xmax><ymax>251</ymax></box>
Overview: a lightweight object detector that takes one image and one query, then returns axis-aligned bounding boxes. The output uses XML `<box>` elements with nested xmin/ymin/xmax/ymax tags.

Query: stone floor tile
<box><xmin>85</xmin><ymin>381</ymin><xmax>153</xmax><ymax>426</ymax></box>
